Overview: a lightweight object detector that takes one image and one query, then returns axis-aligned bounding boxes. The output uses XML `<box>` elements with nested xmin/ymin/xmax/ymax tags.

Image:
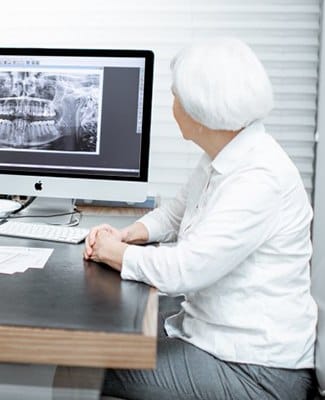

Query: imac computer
<box><xmin>0</xmin><ymin>48</ymin><xmax>153</xmax><ymax>220</ymax></box>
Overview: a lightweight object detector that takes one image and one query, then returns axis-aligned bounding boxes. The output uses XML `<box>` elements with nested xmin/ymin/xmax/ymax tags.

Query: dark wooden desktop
<box><xmin>0</xmin><ymin>209</ymin><xmax>157</xmax><ymax>398</ymax></box>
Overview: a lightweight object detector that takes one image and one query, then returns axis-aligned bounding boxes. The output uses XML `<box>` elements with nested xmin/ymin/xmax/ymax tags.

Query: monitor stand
<box><xmin>16</xmin><ymin>197</ymin><xmax>77</xmax><ymax>225</ymax></box>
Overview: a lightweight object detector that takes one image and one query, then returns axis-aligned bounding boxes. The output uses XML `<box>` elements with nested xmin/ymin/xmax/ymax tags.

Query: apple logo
<box><xmin>34</xmin><ymin>181</ymin><xmax>43</xmax><ymax>191</ymax></box>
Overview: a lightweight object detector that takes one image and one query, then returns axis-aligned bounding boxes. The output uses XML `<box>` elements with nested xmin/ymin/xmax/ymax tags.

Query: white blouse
<box><xmin>121</xmin><ymin>120</ymin><xmax>317</xmax><ymax>369</ymax></box>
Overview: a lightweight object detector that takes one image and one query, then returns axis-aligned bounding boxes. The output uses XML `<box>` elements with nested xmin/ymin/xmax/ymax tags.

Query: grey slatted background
<box><xmin>0</xmin><ymin>0</ymin><xmax>320</xmax><ymax>201</ymax></box>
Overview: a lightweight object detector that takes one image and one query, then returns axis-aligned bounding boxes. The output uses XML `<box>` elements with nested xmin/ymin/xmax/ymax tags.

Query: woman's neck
<box><xmin>193</xmin><ymin>126</ymin><xmax>242</xmax><ymax>159</ymax></box>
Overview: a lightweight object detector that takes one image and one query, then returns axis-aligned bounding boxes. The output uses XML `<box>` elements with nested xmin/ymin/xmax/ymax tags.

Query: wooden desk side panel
<box><xmin>142</xmin><ymin>287</ymin><xmax>158</xmax><ymax>337</ymax></box>
<box><xmin>0</xmin><ymin>326</ymin><xmax>156</xmax><ymax>369</ymax></box>
<box><xmin>0</xmin><ymin>288</ymin><xmax>158</xmax><ymax>369</ymax></box>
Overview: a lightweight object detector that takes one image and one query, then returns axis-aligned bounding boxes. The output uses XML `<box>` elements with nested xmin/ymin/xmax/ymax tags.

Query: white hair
<box><xmin>171</xmin><ymin>38</ymin><xmax>273</xmax><ymax>130</ymax></box>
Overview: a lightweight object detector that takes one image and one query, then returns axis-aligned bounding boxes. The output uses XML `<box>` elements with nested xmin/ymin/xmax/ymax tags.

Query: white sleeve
<box><xmin>138</xmin><ymin>156</ymin><xmax>208</xmax><ymax>243</ymax></box>
<box><xmin>121</xmin><ymin>171</ymin><xmax>281</xmax><ymax>295</ymax></box>
<box><xmin>137</xmin><ymin>186</ymin><xmax>187</xmax><ymax>243</ymax></box>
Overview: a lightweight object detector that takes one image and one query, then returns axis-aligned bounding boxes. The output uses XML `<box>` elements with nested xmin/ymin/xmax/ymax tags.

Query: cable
<box><xmin>2</xmin><ymin>195</ymin><xmax>36</xmax><ymax>214</ymax></box>
<box><xmin>5</xmin><ymin>207</ymin><xmax>82</xmax><ymax>227</ymax></box>
<box><xmin>1</xmin><ymin>196</ymin><xmax>83</xmax><ymax>226</ymax></box>
<box><xmin>13</xmin><ymin>196</ymin><xmax>36</xmax><ymax>213</ymax></box>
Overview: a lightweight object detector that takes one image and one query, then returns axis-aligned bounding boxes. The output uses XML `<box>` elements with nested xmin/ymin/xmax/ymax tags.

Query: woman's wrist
<box><xmin>123</xmin><ymin>222</ymin><xmax>149</xmax><ymax>244</ymax></box>
<box><xmin>105</xmin><ymin>241</ymin><xmax>128</xmax><ymax>271</ymax></box>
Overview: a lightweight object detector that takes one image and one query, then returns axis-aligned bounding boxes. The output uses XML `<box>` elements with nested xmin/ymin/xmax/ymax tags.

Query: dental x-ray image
<box><xmin>0</xmin><ymin>70</ymin><xmax>101</xmax><ymax>152</ymax></box>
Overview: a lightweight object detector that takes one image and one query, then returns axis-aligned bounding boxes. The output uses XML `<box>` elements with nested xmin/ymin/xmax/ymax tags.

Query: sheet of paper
<box><xmin>0</xmin><ymin>247</ymin><xmax>53</xmax><ymax>274</ymax></box>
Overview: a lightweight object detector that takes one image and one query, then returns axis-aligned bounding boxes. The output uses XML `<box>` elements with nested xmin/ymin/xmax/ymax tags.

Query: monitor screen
<box><xmin>0</xmin><ymin>48</ymin><xmax>153</xmax><ymax>202</ymax></box>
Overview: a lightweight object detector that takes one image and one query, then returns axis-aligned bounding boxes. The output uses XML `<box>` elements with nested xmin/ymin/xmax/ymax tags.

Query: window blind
<box><xmin>0</xmin><ymin>0</ymin><xmax>320</xmax><ymax>201</ymax></box>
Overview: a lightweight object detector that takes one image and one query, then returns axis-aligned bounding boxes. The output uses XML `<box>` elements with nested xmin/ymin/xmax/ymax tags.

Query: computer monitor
<box><xmin>0</xmin><ymin>48</ymin><xmax>153</xmax><ymax>214</ymax></box>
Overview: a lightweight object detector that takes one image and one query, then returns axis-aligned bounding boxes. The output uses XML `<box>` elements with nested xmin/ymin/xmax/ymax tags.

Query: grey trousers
<box><xmin>102</xmin><ymin>296</ymin><xmax>316</xmax><ymax>400</ymax></box>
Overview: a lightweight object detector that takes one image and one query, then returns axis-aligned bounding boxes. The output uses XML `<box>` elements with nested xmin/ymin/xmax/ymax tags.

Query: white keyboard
<box><xmin>0</xmin><ymin>221</ymin><xmax>89</xmax><ymax>244</ymax></box>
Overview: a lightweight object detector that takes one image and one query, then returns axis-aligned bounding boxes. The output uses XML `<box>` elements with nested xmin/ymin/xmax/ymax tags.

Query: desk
<box><xmin>0</xmin><ymin>213</ymin><xmax>157</xmax><ymax>399</ymax></box>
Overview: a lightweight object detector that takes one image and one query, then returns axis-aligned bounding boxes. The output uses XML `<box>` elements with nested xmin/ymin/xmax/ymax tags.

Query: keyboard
<box><xmin>0</xmin><ymin>220</ymin><xmax>89</xmax><ymax>244</ymax></box>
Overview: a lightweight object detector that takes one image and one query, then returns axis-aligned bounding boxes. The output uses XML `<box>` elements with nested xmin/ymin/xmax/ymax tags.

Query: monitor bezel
<box><xmin>0</xmin><ymin>47</ymin><xmax>154</xmax><ymax>183</ymax></box>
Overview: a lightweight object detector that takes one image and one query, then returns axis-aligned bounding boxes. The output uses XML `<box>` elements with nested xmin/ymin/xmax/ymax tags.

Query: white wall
<box><xmin>0</xmin><ymin>0</ymin><xmax>320</xmax><ymax>202</ymax></box>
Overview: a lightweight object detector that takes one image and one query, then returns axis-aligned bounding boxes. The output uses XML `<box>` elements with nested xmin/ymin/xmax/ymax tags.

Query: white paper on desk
<box><xmin>0</xmin><ymin>246</ymin><xmax>53</xmax><ymax>274</ymax></box>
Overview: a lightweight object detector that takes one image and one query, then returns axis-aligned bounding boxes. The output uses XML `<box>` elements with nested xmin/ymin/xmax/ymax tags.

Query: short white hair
<box><xmin>171</xmin><ymin>38</ymin><xmax>273</xmax><ymax>130</ymax></box>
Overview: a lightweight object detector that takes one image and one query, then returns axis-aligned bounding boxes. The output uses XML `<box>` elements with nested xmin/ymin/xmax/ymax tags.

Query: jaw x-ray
<box><xmin>0</xmin><ymin>70</ymin><xmax>101</xmax><ymax>152</ymax></box>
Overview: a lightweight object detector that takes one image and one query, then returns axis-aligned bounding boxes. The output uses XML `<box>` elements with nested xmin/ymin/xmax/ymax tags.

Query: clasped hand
<box><xmin>83</xmin><ymin>224</ymin><xmax>128</xmax><ymax>272</ymax></box>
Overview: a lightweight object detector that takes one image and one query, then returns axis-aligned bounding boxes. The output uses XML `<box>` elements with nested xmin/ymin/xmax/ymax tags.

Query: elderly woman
<box><xmin>84</xmin><ymin>38</ymin><xmax>317</xmax><ymax>400</ymax></box>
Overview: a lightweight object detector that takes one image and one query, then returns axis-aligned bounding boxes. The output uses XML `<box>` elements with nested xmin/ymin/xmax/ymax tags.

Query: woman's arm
<box><xmin>85</xmin><ymin>171</ymin><xmax>284</xmax><ymax>293</ymax></box>
<box><xmin>120</xmin><ymin>221</ymin><xmax>149</xmax><ymax>244</ymax></box>
<box><xmin>83</xmin><ymin>221</ymin><xmax>149</xmax><ymax>261</ymax></box>
<box><xmin>121</xmin><ymin>172</ymin><xmax>283</xmax><ymax>295</ymax></box>
<box><xmin>136</xmin><ymin>159</ymin><xmax>203</xmax><ymax>243</ymax></box>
